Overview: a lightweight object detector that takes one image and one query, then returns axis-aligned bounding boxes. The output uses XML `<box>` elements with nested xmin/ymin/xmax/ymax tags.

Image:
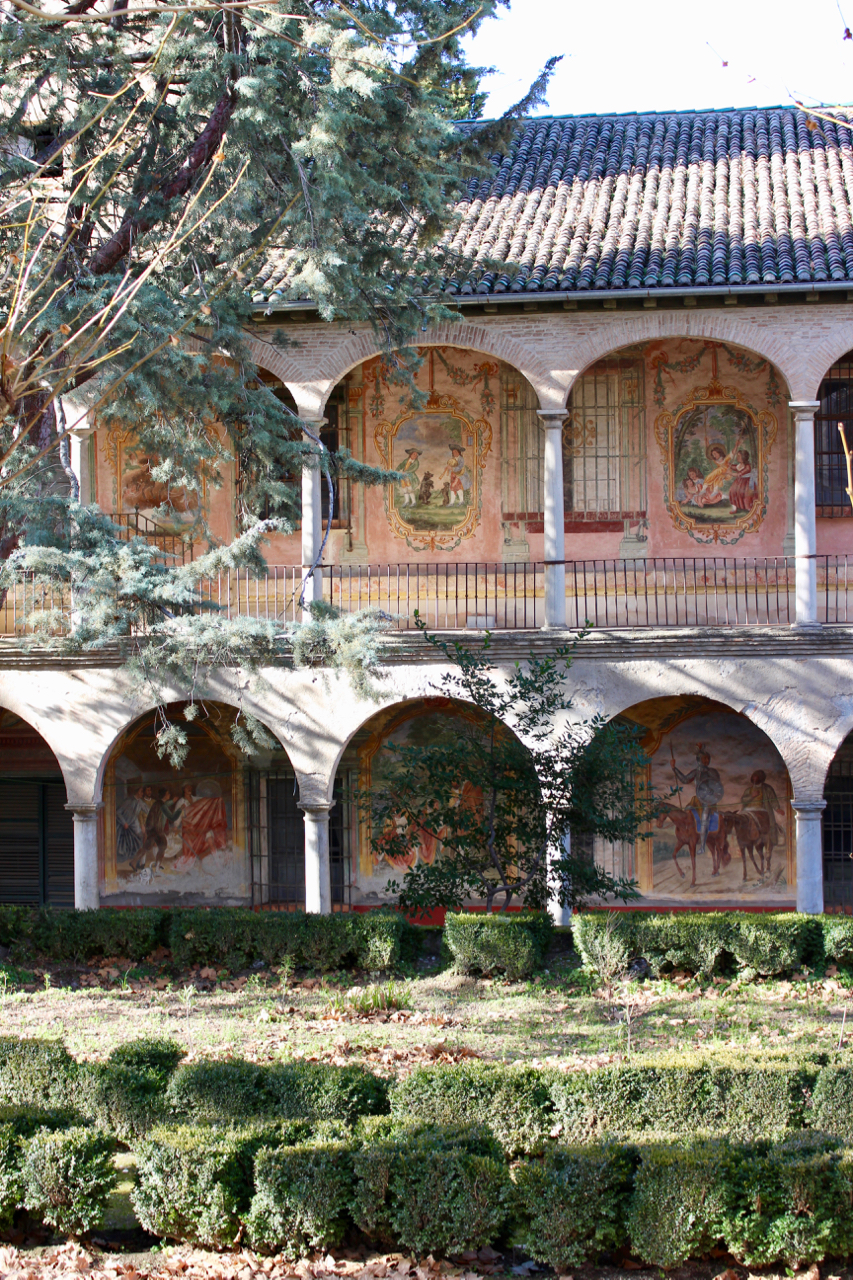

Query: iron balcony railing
<box><xmin>110</xmin><ymin>512</ymin><xmax>194</xmax><ymax>564</ymax></box>
<box><xmin>6</xmin><ymin>556</ymin><xmax>853</xmax><ymax>636</ymax></box>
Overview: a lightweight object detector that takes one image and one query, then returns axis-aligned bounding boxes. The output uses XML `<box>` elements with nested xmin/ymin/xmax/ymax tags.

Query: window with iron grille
<box><xmin>816</xmin><ymin>351</ymin><xmax>853</xmax><ymax>517</ymax></box>
<box><xmin>499</xmin><ymin>359</ymin><xmax>646</xmax><ymax>535</ymax></box>
<box><xmin>824</xmin><ymin>740</ymin><xmax>853</xmax><ymax>910</ymax></box>
<box><xmin>564</xmin><ymin>359</ymin><xmax>646</xmax><ymax>530</ymax></box>
<box><xmin>246</xmin><ymin>768</ymin><xmax>352</xmax><ymax>908</ymax></box>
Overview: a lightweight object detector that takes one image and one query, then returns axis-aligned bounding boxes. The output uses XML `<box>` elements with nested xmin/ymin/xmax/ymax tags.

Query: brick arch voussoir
<box><xmin>567</xmin><ymin>312</ymin><xmax>797</xmax><ymax>400</ymax></box>
<box><xmin>799</xmin><ymin>323</ymin><xmax>853</xmax><ymax>401</ymax></box>
<box><xmin>311</xmin><ymin>324</ymin><xmax>564</xmax><ymax>413</ymax></box>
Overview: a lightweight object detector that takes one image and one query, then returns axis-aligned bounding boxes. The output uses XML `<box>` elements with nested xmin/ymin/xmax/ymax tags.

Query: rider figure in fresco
<box><xmin>672</xmin><ymin>745</ymin><xmax>725</xmax><ymax>858</ymax></box>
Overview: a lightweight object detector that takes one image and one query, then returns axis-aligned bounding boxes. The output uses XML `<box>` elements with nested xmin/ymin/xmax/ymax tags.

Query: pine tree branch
<box><xmin>88</xmin><ymin>86</ymin><xmax>236</xmax><ymax>274</ymax></box>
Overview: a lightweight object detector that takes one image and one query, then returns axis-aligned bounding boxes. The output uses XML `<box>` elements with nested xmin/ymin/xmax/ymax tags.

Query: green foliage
<box><xmin>811</xmin><ymin>1066</ymin><xmax>853</xmax><ymax>1139</ymax></box>
<box><xmin>515</xmin><ymin>1143</ymin><xmax>634</xmax><ymax>1268</ymax></box>
<box><xmin>0</xmin><ymin>1107</ymin><xmax>77</xmax><ymax>1231</ymax></box>
<box><xmin>22</xmin><ymin>1126</ymin><xmax>116</xmax><ymax>1235</ymax></box>
<box><xmin>719</xmin><ymin>1137</ymin><xmax>853</xmax><ymax>1268</ymax></box>
<box><xmin>351</xmin><ymin>1125</ymin><xmax>511</xmax><ymax>1256</ymax></box>
<box><xmin>444</xmin><ymin>910</ymin><xmax>552</xmax><ymax>979</ymax></box>
<box><xmin>627</xmin><ymin>1139</ymin><xmax>729</xmax><ymax>1267</ymax></box>
<box><xmin>822</xmin><ymin>915</ymin><xmax>853</xmax><ymax>967</ymax></box>
<box><xmin>167</xmin><ymin>1059</ymin><xmax>389</xmax><ymax>1128</ymax></box>
<box><xmin>0</xmin><ymin>0</ymin><xmax>555</xmax><ymax>716</ymax></box>
<box><xmin>573</xmin><ymin>910</ymin><xmax>828</xmax><ymax>980</ymax></box>
<box><xmin>106</xmin><ymin>1038</ymin><xmax>185</xmax><ymax>1080</ymax></box>
<box><xmin>376</xmin><ymin>625</ymin><xmax>650</xmax><ymax>914</ymax></box>
<box><xmin>246</xmin><ymin>1141</ymin><xmax>354</xmax><ymax>1257</ymax></box>
<box><xmin>132</xmin><ymin>1123</ymin><xmax>295</xmax><ymax>1248</ymax></box>
<box><xmin>168</xmin><ymin>907</ymin><xmax>404</xmax><ymax>973</ymax></box>
<box><xmin>390</xmin><ymin>1062</ymin><xmax>555</xmax><ymax>1156</ymax></box>
<box><xmin>0</xmin><ymin>1037</ymin><xmax>78</xmax><ymax>1108</ymax></box>
<box><xmin>80</xmin><ymin>1063</ymin><xmax>169</xmax><ymax>1140</ymax></box>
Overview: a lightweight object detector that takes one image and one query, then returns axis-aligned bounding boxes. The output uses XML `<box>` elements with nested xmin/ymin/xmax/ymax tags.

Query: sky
<box><xmin>460</xmin><ymin>0</ymin><xmax>853</xmax><ymax>119</ymax></box>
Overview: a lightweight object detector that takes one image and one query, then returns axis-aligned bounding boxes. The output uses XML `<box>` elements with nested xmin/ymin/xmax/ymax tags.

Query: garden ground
<box><xmin>1</xmin><ymin>950</ymin><xmax>852</xmax><ymax>1069</ymax></box>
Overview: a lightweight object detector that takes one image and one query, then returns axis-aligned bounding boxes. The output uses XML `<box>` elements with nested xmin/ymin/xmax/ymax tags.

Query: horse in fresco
<box><xmin>656</xmin><ymin>803</ymin><xmax>731</xmax><ymax>886</ymax></box>
<box><xmin>720</xmin><ymin>809</ymin><xmax>773</xmax><ymax>882</ymax></box>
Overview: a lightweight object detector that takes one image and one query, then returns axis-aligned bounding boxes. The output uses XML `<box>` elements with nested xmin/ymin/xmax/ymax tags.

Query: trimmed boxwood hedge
<box><xmin>443</xmin><ymin>911</ymin><xmax>553</xmax><ymax>979</ymax></box>
<box><xmin>0</xmin><ymin>905</ymin><xmax>407</xmax><ymax>973</ymax></box>
<box><xmin>572</xmin><ymin>910</ymin><xmax>851</xmax><ymax>979</ymax></box>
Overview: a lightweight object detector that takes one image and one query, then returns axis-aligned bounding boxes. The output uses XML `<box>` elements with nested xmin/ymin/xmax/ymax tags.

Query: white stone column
<box><xmin>540</xmin><ymin>409</ymin><xmax>567</xmax><ymax>629</ymax></box>
<box><xmin>547</xmin><ymin>831</ymin><xmax>573</xmax><ymax>927</ymax></box>
<box><xmin>790</xmin><ymin>401</ymin><xmax>821</xmax><ymax>627</ymax></box>
<box><xmin>65</xmin><ymin>803</ymin><xmax>101</xmax><ymax>911</ymax></box>
<box><xmin>792</xmin><ymin>800</ymin><xmax>826</xmax><ymax>914</ymax></box>
<box><xmin>300</xmin><ymin>801</ymin><xmax>332</xmax><ymax>914</ymax></box>
<box><xmin>301</xmin><ymin>420</ymin><xmax>326</xmax><ymax>613</ymax></box>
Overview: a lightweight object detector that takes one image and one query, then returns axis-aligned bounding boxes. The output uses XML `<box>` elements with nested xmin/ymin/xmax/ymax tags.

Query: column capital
<box><xmin>298</xmin><ymin>800</ymin><xmax>333</xmax><ymax>816</ymax></box>
<box><xmin>791</xmin><ymin>800</ymin><xmax>827</xmax><ymax>815</ymax></box>
<box><xmin>537</xmin><ymin>409</ymin><xmax>567</xmax><ymax>425</ymax></box>
<box><xmin>789</xmin><ymin>400</ymin><xmax>821</xmax><ymax>415</ymax></box>
<box><xmin>65</xmin><ymin>802</ymin><xmax>103</xmax><ymax>820</ymax></box>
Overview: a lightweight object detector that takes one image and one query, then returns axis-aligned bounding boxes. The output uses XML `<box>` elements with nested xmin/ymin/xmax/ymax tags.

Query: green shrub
<box><xmin>823</xmin><ymin>916</ymin><xmax>853</xmax><ymax>968</ymax></box>
<box><xmin>0</xmin><ymin>1107</ymin><xmax>77</xmax><ymax>1231</ymax></box>
<box><xmin>573</xmin><ymin>911</ymin><xmax>824</xmax><ymax>980</ymax></box>
<box><xmin>390</xmin><ymin>1062</ymin><xmax>555</xmax><ymax>1155</ymax></box>
<box><xmin>515</xmin><ymin>1142</ymin><xmax>634</xmax><ymax>1268</ymax></box>
<box><xmin>720</xmin><ymin>1137</ymin><xmax>852</xmax><ymax>1267</ymax></box>
<box><xmin>265</xmin><ymin>1062</ymin><xmax>389</xmax><ymax>1126</ymax></box>
<box><xmin>351</xmin><ymin>1125</ymin><xmax>510</xmax><ymax>1257</ymax></box>
<box><xmin>627</xmin><ymin>1139</ymin><xmax>729</xmax><ymax>1267</ymax></box>
<box><xmin>80</xmin><ymin>1064</ymin><xmax>168</xmax><ymax>1140</ymax></box>
<box><xmin>166</xmin><ymin>1060</ymin><xmax>267</xmax><ymax>1125</ymax></box>
<box><xmin>550</xmin><ymin>1056</ymin><xmax>812</xmax><ymax>1141</ymax></box>
<box><xmin>811</xmin><ymin>1067</ymin><xmax>853</xmax><ymax>1139</ymax></box>
<box><xmin>444</xmin><ymin>911</ymin><xmax>552</xmax><ymax>980</ymax></box>
<box><xmin>727</xmin><ymin>914</ymin><xmax>815</xmax><ymax>979</ymax></box>
<box><xmin>132</xmin><ymin>1122</ymin><xmax>305</xmax><ymax>1247</ymax></box>
<box><xmin>0</xmin><ymin>1037</ymin><xmax>78</xmax><ymax>1108</ymax></box>
<box><xmin>22</xmin><ymin>1126</ymin><xmax>116</xmax><ymax>1235</ymax></box>
<box><xmin>168</xmin><ymin>908</ymin><xmax>403</xmax><ymax>974</ymax></box>
<box><xmin>107</xmin><ymin>1038</ymin><xmax>185</xmax><ymax>1080</ymax></box>
<box><xmin>246</xmin><ymin>1141</ymin><xmax>354</xmax><ymax>1257</ymax></box>
<box><xmin>25</xmin><ymin>907</ymin><xmax>168</xmax><ymax>963</ymax></box>
<box><xmin>167</xmin><ymin>1059</ymin><xmax>388</xmax><ymax>1128</ymax></box>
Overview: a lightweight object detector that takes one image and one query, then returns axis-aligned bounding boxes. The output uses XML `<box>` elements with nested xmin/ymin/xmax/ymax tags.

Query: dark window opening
<box><xmin>246</xmin><ymin>769</ymin><xmax>351</xmax><ymax>909</ymax></box>
<box><xmin>816</xmin><ymin>353</ymin><xmax>853</xmax><ymax>516</ymax></box>
<box><xmin>0</xmin><ymin>779</ymin><xmax>73</xmax><ymax>906</ymax></box>
<box><xmin>824</xmin><ymin>741</ymin><xmax>853</xmax><ymax>910</ymax></box>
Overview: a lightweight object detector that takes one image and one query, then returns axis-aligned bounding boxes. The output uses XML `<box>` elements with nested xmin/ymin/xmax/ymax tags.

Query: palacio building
<box><xmin>4</xmin><ymin>105</ymin><xmax>853</xmax><ymax>918</ymax></box>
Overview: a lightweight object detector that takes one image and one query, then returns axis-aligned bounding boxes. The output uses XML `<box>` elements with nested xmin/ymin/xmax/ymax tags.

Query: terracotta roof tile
<box><xmin>250</xmin><ymin>106</ymin><xmax>853</xmax><ymax>303</ymax></box>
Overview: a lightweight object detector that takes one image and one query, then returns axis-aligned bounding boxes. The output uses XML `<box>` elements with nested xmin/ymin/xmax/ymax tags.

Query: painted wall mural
<box><xmin>369</xmin><ymin>349</ymin><xmax>494</xmax><ymax>553</ymax></box>
<box><xmin>649</xmin><ymin>343</ymin><xmax>779</xmax><ymax>545</ymax></box>
<box><xmin>102</xmin><ymin>426</ymin><xmax>203</xmax><ymax>532</ymax></box>
<box><xmin>621</xmin><ymin>697</ymin><xmax>794</xmax><ymax>905</ymax></box>
<box><xmin>102</xmin><ymin>708</ymin><xmax>248</xmax><ymax>904</ymax></box>
<box><xmin>352</xmin><ymin>701</ymin><xmax>485</xmax><ymax>899</ymax></box>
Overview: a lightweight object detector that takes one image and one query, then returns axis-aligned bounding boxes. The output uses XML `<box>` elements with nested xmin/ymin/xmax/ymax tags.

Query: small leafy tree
<box><xmin>370</xmin><ymin>620</ymin><xmax>656</xmax><ymax>913</ymax></box>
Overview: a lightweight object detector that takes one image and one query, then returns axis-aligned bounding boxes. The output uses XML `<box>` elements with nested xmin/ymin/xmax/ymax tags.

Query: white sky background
<box><xmin>460</xmin><ymin>0</ymin><xmax>853</xmax><ymax>118</ymax></box>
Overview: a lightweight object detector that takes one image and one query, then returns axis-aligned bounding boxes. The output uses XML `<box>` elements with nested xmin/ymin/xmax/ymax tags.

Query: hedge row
<box><xmin>0</xmin><ymin>906</ymin><xmax>406</xmax><ymax>972</ymax></box>
<box><xmin>573</xmin><ymin>910</ymin><xmax>853</xmax><ymax>979</ymax></box>
<box><xmin>129</xmin><ymin>1121</ymin><xmax>853</xmax><ymax>1268</ymax></box>
<box><xmin>10</xmin><ymin>1036</ymin><xmax>853</xmax><ymax>1151</ymax></box>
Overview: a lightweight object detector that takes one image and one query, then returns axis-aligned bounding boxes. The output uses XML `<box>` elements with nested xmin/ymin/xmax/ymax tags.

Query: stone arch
<box><xmin>0</xmin><ymin>679</ymin><xmax>82</xmax><ymax>803</ymax></box>
<box><xmin>796</xmin><ymin>323</ymin><xmax>853</xmax><ymax>402</ymax></box>
<box><xmin>565</xmin><ymin>313</ymin><xmax>797</xmax><ymax>403</ymax></box>
<box><xmin>245</xmin><ymin>324</ymin><xmax>565</xmax><ymax>418</ymax></box>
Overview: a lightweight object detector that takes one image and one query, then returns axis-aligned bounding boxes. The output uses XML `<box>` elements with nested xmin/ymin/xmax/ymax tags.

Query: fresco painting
<box><xmin>353</xmin><ymin>702</ymin><xmax>485</xmax><ymax>897</ymax></box>
<box><xmin>103</xmin><ymin>714</ymin><xmax>248</xmax><ymax>903</ymax></box>
<box><xmin>652</xmin><ymin>345</ymin><xmax>779</xmax><ymax>545</ymax></box>
<box><xmin>622</xmin><ymin>699</ymin><xmax>794</xmax><ymax>904</ymax></box>
<box><xmin>101</xmin><ymin>426</ymin><xmax>203</xmax><ymax>533</ymax></box>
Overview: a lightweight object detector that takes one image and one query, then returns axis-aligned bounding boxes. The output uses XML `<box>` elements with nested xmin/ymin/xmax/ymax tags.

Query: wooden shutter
<box><xmin>0</xmin><ymin>780</ymin><xmax>42</xmax><ymax>904</ymax></box>
<box><xmin>44</xmin><ymin>783</ymin><xmax>74</xmax><ymax>907</ymax></box>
